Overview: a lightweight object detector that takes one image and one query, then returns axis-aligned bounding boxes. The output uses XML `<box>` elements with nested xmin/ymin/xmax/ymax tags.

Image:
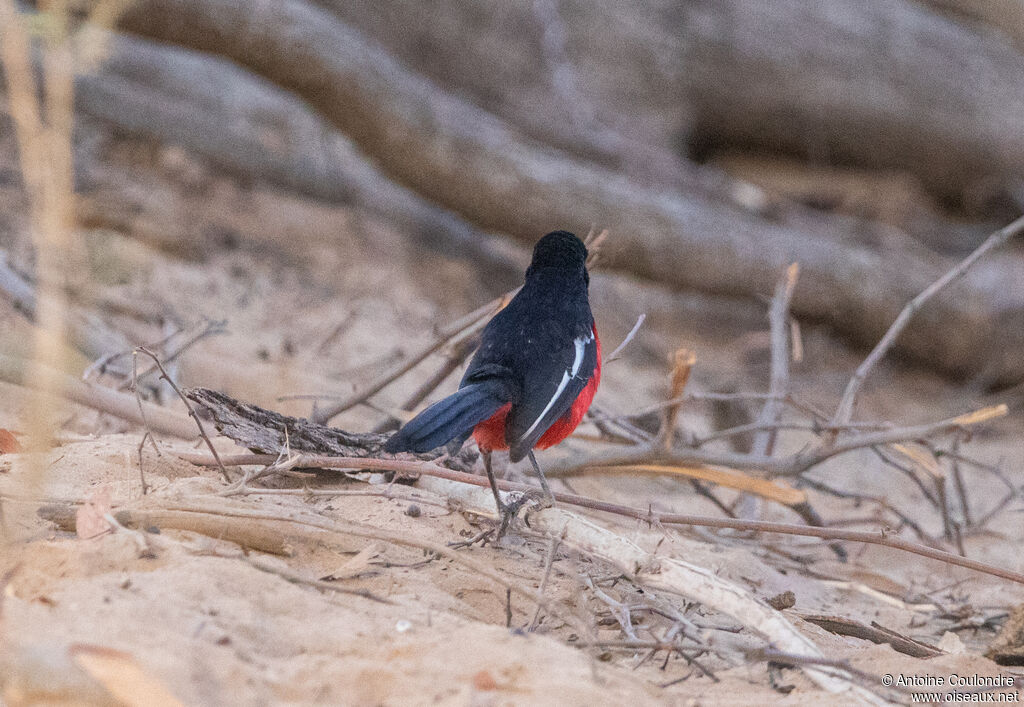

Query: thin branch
<box><xmin>604</xmin><ymin>313</ymin><xmax>646</xmax><ymax>363</ymax></box>
<box><xmin>832</xmin><ymin>214</ymin><xmax>1024</xmax><ymax>427</ymax></box>
<box><xmin>797</xmin><ymin>477</ymin><xmax>938</xmax><ymax>547</ymax></box>
<box><xmin>135</xmin><ymin>347</ymin><xmax>230</xmax><ymax>482</ymax></box>
<box><xmin>373</xmin><ymin>332</ymin><xmax>480</xmax><ymax>432</ymax></box>
<box><xmin>310</xmin><ymin>293</ymin><xmax>510</xmax><ymax>424</ymax></box>
<box><xmin>529</xmin><ymin>531</ymin><xmax>563</xmax><ymax>632</ymax></box>
<box><xmin>548</xmin><ymin>404</ymin><xmax>1007</xmax><ymax>479</ymax></box>
<box><xmin>177</xmin><ymin>452</ymin><xmax>1024</xmax><ymax>586</ymax></box>
<box><xmin>591</xmin><ymin>392</ymin><xmax>833</xmax><ymax>427</ymax></box>
<box><xmin>244</xmin><ymin>556</ymin><xmax>391</xmax><ymax>604</ymax></box>
<box><xmin>948</xmin><ymin>437</ymin><xmax>974</xmax><ymax>527</ymax></box>
<box><xmin>694</xmin><ymin>421</ymin><xmax>827</xmax><ymax>447</ymax></box>
<box><xmin>116</xmin><ymin>319</ymin><xmax>226</xmax><ymax>390</ymax></box>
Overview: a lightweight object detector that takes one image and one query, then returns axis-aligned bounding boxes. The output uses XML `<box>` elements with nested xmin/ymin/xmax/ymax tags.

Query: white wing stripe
<box><xmin>520</xmin><ymin>332</ymin><xmax>593</xmax><ymax>441</ymax></box>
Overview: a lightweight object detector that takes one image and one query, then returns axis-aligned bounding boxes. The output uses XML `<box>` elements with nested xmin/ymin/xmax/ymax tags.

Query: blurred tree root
<box><xmin>320</xmin><ymin>0</ymin><xmax>1024</xmax><ymax>209</ymax></box>
<box><xmin>104</xmin><ymin>0</ymin><xmax>1024</xmax><ymax>386</ymax></box>
<box><xmin>1</xmin><ymin>1</ymin><xmax>1016</xmax><ymax>383</ymax></box>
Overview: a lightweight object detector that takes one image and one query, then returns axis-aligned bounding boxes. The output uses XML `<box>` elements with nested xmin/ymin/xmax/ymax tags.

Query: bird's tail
<box><xmin>383</xmin><ymin>383</ymin><xmax>507</xmax><ymax>454</ymax></box>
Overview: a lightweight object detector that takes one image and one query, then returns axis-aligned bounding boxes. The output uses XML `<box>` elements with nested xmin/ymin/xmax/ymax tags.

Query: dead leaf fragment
<box><xmin>472</xmin><ymin>670</ymin><xmax>498</xmax><ymax>691</ymax></box>
<box><xmin>323</xmin><ymin>542</ymin><xmax>385</xmax><ymax>580</ymax></box>
<box><xmin>0</xmin><ymin>429</ymin><xmax>21</xmax><ymax>453</ymax></box>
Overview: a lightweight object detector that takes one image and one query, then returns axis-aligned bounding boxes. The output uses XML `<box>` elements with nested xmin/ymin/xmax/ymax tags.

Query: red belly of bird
<box><xmin>472</xmin><ymin>326</ymin><xmax>601</xmax><ymax>453</ymax></box>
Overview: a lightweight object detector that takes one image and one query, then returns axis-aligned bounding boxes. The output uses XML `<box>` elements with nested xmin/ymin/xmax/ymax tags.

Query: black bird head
<box><xmin>528</xmin><ymin>230</ymin><xmax>588</xmax><ymax>271</ymax></box>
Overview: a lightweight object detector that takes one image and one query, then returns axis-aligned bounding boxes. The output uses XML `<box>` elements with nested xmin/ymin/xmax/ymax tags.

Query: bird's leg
<box><xmin>482</xmin><ymin>450</ymin><xmax>505</xmax><ymax>515</ymax></box>
<box><xmin>527</xmin><ymin>451</ymin><xmax>556</xmax><ymax>507</ymax></box>
<box><xmin>482</xmin><ymin>450</ymin><xmax>521</xmax><ymax>538</ymax></box>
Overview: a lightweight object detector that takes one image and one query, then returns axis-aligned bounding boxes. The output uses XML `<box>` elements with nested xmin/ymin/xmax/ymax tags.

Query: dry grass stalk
<box><xmin>595</xmin><ymin>464</ymin><xmax>806</xmax><ymax>508</ymax></box>
<box><xmin>0</xmin><ymin>0</ymin><xmax>135</xmax><ymax>543</ymax></box>
<box><xmin>0</xmin><ymin>0</ymin><xmax>76</xmax><ymax>534</ymax></box>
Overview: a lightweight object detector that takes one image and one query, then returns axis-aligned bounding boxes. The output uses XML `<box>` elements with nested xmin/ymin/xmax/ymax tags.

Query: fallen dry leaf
<box><xmin>76</xmin><ymin>487</ymin><xmax>113</xmax><ymax>540</ymax></box>
<box><xmin>70</xmin><ymin>644</ymin><xmax>184</xmax><ymax>707</ymax></box>
<box><xmin>0</xmin><ymin>429</ymin><xmax>21</xmax><ymax>454</ymax></box>
<box><xmin>323</xmin><ymin>542</ymin><xmax>385</xmax><ymax>580</ymax></box>
<box><xmin>472</xmin><ymin>670</ymin><xmax>498</xmax><ymax>691</ymax></box>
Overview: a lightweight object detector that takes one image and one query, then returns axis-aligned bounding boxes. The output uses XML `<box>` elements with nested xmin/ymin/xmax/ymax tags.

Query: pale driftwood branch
<box><xmin>391</xmin><ymin>333</ymin><xmax>480</xmax><ymax>418</ymax></box>
<box><xmin>832</xmin><ymin>214</ymin><xmax>1024</xmax><ymax>426</ymax></box>
<box><xmin>419</xmin><ymin>476</ymin><xmax>884</xmax><ymax>703</ymax></box>
<box><xmin>100</xmin><ymin>495</ymin><xmax>587</xmax><ymax>634</ymax></box>
<box><xmin>0</xmin><ymin>251</ymin><xmax>35</xmax><ymax>315</ymax></box>
<box><xmin>118</xmin><ymin>0</ymin><xmax>1024</xmax><ymax>385</ymax></box>
<box><xmin>176</xmin><ymin>451</ymin><xmax>1024</xmax><ymax>586</ymax></box>
<box><xmin>37</xmin><ymin>503</ymin><xmax>294</xmax><ymax>555</ymax></box>
<box><xmin>0</xmin><ymin>352</ymin><xmax>199</xmax><ymax>440</ymax></box>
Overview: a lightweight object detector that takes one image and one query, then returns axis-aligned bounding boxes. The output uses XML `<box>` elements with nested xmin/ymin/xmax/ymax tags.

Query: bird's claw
<box><xmin>493</xmin><ymin>492</ymin><xmax>538</xmax><ymax>538</ymax></box>
<box><xmin>495</xmin><ymin>489</ymin><xmax>557</xmax><ymax>535</ymax></box>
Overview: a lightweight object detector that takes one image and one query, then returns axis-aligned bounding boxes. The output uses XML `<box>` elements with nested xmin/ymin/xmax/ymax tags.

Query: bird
<box><xmin>384</xmin><ymin>230</ymin><xmax>600</xmax><ymax>523</ymax></box>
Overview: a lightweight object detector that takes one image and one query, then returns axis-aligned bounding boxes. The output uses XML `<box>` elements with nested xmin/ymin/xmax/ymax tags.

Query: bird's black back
<box><xmin>462</xmin><ymin>231</ymin><xmax>596</xmax><ymax>458</ymax></box>
<box><xmin>384</xmin><ymin>230</ymin><xmax>596</xmax><ymax>458</ymax></box>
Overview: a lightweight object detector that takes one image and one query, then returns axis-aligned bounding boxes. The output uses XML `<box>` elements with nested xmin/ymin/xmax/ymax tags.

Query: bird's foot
<box><xmin>493</xmin><ymin>492</ymin><xmax>540</xmax><ymax>538</ymax></box>
<box><xmin>533</xmin><ymin>488</ymin><xmax>555</xmax><ymax>509</ymax></box>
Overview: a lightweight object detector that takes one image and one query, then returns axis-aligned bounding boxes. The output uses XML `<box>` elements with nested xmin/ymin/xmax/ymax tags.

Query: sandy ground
<box><xmin>1</xmin><ymin>136</ymin><xmax>1023</xmax><ymax>706</ymax></box>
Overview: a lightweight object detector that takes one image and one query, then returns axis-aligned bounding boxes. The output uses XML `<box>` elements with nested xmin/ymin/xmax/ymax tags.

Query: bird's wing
<box><xmin>505</xmin><ymin>327</ymin><xmax>598</xmax><ymax>461</ymax></box>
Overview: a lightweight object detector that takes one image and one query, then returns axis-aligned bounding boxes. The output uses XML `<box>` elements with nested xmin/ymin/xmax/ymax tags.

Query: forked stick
<box><xmin>832</xmin><ymin>215</ymin><xmax>1024</xmax><ymax>427</ymax></box>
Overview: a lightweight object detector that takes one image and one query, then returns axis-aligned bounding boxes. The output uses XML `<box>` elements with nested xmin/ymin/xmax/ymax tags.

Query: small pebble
<box><xmin>405</xmin><ymin>504</ymin><xmax>421</xmax><ymax>518</ymax></box>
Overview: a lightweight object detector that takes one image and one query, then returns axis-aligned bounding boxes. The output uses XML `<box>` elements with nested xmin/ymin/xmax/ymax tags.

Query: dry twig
<box><xmin>832</xmin><ymin>214</ymin><xmax>1024</xmax><ymax>426</ymax></box>
<box><xmin>604</xmin><ymin>313</ymin><xmax>646</xmax><ymax>364</ymax></box>
<box><xmin>178</xmin><ymin>452</ymin><xmax>1024</xmax><ymax>586</ymax></box>
<box><xmin>428</xmin><ymin>477</ymin><xmax>884</xmax><ymax>702</ymax></box>
<box><xmin>310</xmin><ymin>293</ymin><xmax>510</xmax><ymax>424</ymax></box>
<box><xmin>135</xmin><ymin>347</ymin><xmax>229</xmax><ymax>482</ymax></box>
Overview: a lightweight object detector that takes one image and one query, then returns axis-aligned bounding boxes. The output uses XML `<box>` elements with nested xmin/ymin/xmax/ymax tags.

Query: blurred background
<box><xmin>6</xmin><ymin>0</ymin><xmax>1024</xmax><ymax>405</ymax></box>
<box><xmin>4</xmin><ymin>0</ymin><xmax>1024</xmax><ymax>416</ymax></box>
<box><xmin>3</xmin><ymin>1</ymin><xmax>1024</xmax><ymax>703</ymax></box>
